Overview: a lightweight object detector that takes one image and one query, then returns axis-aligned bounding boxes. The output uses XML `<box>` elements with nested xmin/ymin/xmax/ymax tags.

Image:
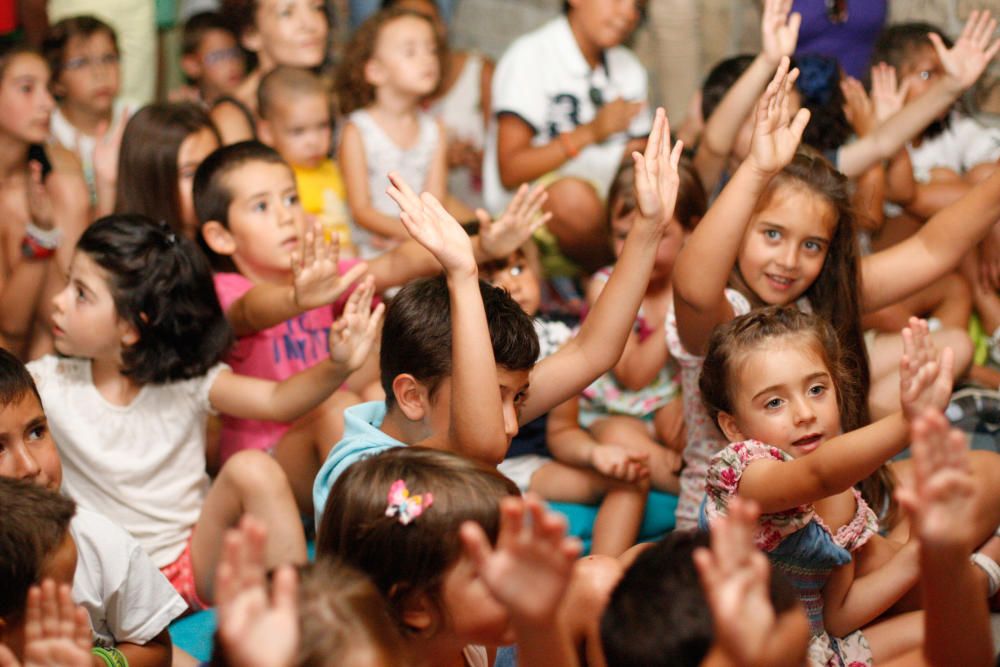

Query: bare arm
<box><xmin>339</xmin><ymin>122</ymin><xmax>409</xmax><ymax>239</ymax></box>
<box><xmin>115</xmin><ymin>631</ymin><xmax>172</xmax><ymax>667</ymax></box>
<box><xmin>548</xmin><ymin>399</ymin><xmax>650</xmax><ymax>482</ymax></box>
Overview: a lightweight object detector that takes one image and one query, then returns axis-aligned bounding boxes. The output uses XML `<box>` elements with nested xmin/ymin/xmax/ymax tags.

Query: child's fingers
<box><xmin>420</xmin><ymin>191</ymin><xmax>453</xmax><ymax>225</ymax></box>
<box><xmin>460</xmin><ymin>520</ymin><xmax>494</xmax><ymax>570</ymax></box>
<box><xmin>692</xmin><ymin>546</ymin><xmax>721</xmax><ymax>593</ymax></box>
<box><xmin>301</xmin><ymin>223</ymin><xmax>316</xmax><ymax>267</ymax></box>
<box><xmin>928</xmin><ymin>32</ymin><xmax>949</xmax><ymax>63</ymax></box>
<box><xmin>72</xmin><ymin>603</ymin><xmax>91</xmax><ymax>649</ymax></box>
<box><xmin>24</xmin><ymin>586</ymin><xmax>42</xmax><ymax>642</ymax></box>
<box><xmin>367</xmin><ymin>302</ymin><xmax>386</xmax><ymax>338</ymax></box>
<box><xmin>338</xmin><ymin>262</ymin><xmax>369</xmax><ymax>291</ymax></box>
<box><xmin>56</xmin><ymin>583</ymin><xmax>77</xmax><ymax>640</ymax></box>
<box><xmin>644</xmin><ymin>107</ymin><xmax>663</xmax><ymax>163</ymax></box>
<box><xmin>271</xmin><ymin>565</ymin><xmax>299</xmax><ymax>615</ymax></box>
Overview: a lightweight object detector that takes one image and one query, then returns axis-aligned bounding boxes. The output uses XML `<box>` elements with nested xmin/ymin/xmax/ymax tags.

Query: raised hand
<box><xmin>477</xmin><ymin>183</ymin><xmax>551</xmax><ymax>260</ymax></box>
<box><xmin>592</xmin><ymin>98</ymin><xmax>645</xmax><ymax>143</ymax></box>
<box><xmin>899</xmin><ymin>318</ymin><xmax>955</xmax><ymax>420</ymax></box>
<box><xmin>840</xmin><ymin>76</ymin><xmax>875</xmax><ymax>136</ymax></box>
<box><xmin>215</xmin><ymin>517</ymin><xmax>299</xmax><ymax>667</ymax></box>
<box><xmin>290</xmin><ymin>221</ymin><xmax>369</xmax><ymax>311</ymax></box>
<box><xmin>870</xmin><ymin>63</ymin><xmax>910</xmax><ymax>123</ymax></box>
<box><xmin>328</xmin><ymin>275</ymin><xmax>385</xmax><ymax>373</ymax></box>
<box><xmin>591</xmin><ymin>444</ymin><xmax>650</xmax><ymax>483</ymax></box>
<box><xmin>26</xmin><ymin>161</ymin><xmax>54</xmax><ymax>231</ymax></box>
<box><xmin>748</xmin><ymin>57</ymin><xmax>811</xmax><ymax>176</ymax></box>
<box><xmin>386</xmin><ymin>172</ymin><xmax>477</xmax><ymax>276</ymax></box>
<box><xmin>460</xmin><ymin>494</ymin><xmax>582</xmax><ymax>624</ymax></box>
<box><xmin>760</xmin><ymin>0</ymin><xmax>801</xmax><ymax>66</ymax></box>
<box><xmin>693</xmin><ymin>497</ymin><xmax>776</xmax><ymax>667</ymax></box>
<box><xmin>631</xmin><ymin>107</ymin><xmax>684</xmax><ymax>229</ymax></box>
<box><xmin>895</xmin><ymin>409</ymin><xmax>977</xmax><ymax>551</ymax></box>
<box><xmin>931</xmin><ymin>10</ymin><xmax>1000</xmax><ymax>92</ymax></box>
<box><xmin>0</xmin><ymin>580</ymin><xmax>92</xmax><ymax>667</ymax></box>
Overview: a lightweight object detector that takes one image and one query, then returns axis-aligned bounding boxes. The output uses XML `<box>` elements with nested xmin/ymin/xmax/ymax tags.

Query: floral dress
<box><xmin>701</xmin><ymin>440</ymin><xmax>878</xmax><ymax>667</ymax></box>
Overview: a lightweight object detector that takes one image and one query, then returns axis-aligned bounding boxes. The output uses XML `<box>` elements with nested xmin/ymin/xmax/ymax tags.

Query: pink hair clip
<box><xmin>385</xmin><ymin>479</ymin><xmax>434</xmax><ymax>525</ymax></box>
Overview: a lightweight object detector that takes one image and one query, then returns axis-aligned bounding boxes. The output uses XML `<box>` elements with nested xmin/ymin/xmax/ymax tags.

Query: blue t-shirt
<box><xmin>313</xmin><ymin>401</ymin><xmax>404</xmax><ymax>525</ymax></box>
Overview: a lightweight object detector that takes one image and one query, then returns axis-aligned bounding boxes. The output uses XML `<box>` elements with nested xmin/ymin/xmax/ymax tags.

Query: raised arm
<box><xmin>522</xmin><ymin>108</ymin><xmax>682</xmax><ymax>421</ymax></box>
<box><xmin>385</xmin><ymin>173</ymin><xmax>509</xmax><ymax>463</ymax></box>
<box><xmin>209</xmin><ymin>277</ymin><xmax>384</xmax><ymax>421</ymax></box>
<box><xmin>838</xmin><ymin>11</ymin><xmax>1000</xmax><ymax>179</ymax></box>
<box><xmin>694</xmin><ymin>0</ymin><xmax>799</xmax><ymax>192</ymax></box>
<box><xmin>674</xmin><ymin>59</ymin><xmax>810</xmax><ymax>355</ymax></box>
<box><xmin>737</xmin><ymin>320</ymin><xmax>954</xmax><ymax>514</ymax></box>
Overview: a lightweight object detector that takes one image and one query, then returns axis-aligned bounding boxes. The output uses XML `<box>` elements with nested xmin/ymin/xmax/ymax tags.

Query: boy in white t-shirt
<box><xmin>483</xmin><ymin>0</ymin><xmax>652</xmax><ymax>272</ymax></box>
<box><xmin>0</xmin><ymin>349</ymin><xmax>185</xmax><ymax>667</ymax></box>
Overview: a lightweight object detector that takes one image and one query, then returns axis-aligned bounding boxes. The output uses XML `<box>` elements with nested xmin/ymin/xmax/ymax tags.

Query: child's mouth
<box><xmin>765</xmin><ymin>273</ymin><xmax>795</xmax><ymax>290</ymax></box>
<box><xmin>792</xmin><ymin>433</ymin><xmax>822</xmax><ymax>451</ymax></box>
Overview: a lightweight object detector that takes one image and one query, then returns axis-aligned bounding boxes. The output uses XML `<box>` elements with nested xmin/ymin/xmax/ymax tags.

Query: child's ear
<box><xmin>716</xmin><ymin>411</ymin><xmax>745</xmax><ymax>443</ymax></box>
<box><xmin>201</xmin><ymin>220</ymin><xmax>237</xmax><ymax>256</ymax></box>
<box><xmin>364</xmin><ymin>58</ymin><xmax>386</xmax><ymax>87</ymax></box>
<box><xmin>180</xmin><ymin>53</ymin><xmax>203</xmax><ymax>81</ymax></box>
<box><xmin>391</xmin><ymin>374</ymin><xmax>429</xmax><ymax>422</ymax></box>
<box><xmin>394</xmin><ymin>587</ymin><xmax>435</xmax><ymax>635</ymax></box>
<box><xmin>240</xmin><ymin>28</ymin><xmax>262</xmax><ymax>55</ymax></box>
<box><xmin>118</xmin><ymin>315</ymin><xmax>142</xmax><ymax>347</ymax></box>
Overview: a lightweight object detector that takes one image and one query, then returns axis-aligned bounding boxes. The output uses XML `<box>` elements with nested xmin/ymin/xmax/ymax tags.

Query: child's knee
<box><xmin>932</xmin><ymin>328</ymin><xmax>974</xmax><ymax>374</ymax></box>
<box><xmin>546</xmin><ymin>178</ymin><xmax>603</xmax><ymax>230</ymax></box>
<box><xmin>219</xmin><ymin>450</ymin><xmax>293</xmax><ymax>497</ymax></box>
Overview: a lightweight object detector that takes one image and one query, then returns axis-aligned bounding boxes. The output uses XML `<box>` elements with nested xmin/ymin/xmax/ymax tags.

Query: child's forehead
<box><xmin>226</xmin><ymin>160</ymin><xmax>296</xmax><ymax>196</ymax></box>
<box><xmin>898</xmin><ymin>43</ymin><xmax>939</xmax><ymax>72</ymax></box>
<box><xmin>378</xmin><ymin>14</ymin><xmax>436</xmax><ymax>43</ymax></box>
<box><xmin>0</xmin><ymin>391</ymin><xmax>45</xmax><ymax>428</ymax></box>
<box><xmin>65</xmin><ymin>30</ymin><xmax>117</xmax><ymax>53</ymax></box>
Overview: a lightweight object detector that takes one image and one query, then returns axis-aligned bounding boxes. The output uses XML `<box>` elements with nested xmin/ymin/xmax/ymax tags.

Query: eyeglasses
<box><xmin>64</xmin><ymin>53</ymin><xmax>119</xmax><ymax>71</ymax></box>
<box><xmin>203</xmin><ymin>47</ymin><xmax>243</xmax><ymax>67</ymax></box>
<box><xmin>825</xmin><ymin>0</ymin><xmax>848</xmax><ymax>24</ymax></box>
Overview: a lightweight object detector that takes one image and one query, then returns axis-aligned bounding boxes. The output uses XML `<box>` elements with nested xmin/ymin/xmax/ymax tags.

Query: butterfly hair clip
<box><xmin>385</xmin><ymin>479</ymin><xmax>434</xmax><ymax>525</ymax></box>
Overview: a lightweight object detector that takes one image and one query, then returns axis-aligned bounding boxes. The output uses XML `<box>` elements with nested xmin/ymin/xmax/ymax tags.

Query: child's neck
<box><xmin>90</xmin><ymin>357</ymin><xmax>142</xmax><ymax>407</ymax></box>
<box><xmin>409</xmin><ymin>634</ymin><xmax>472</xmax><ymax>667</ymax></box>
<box><xmin>379</xmin><ymin>405</ymin><xmax>432</xmax><ymax>445</ymax></box>
<box><xmin>59</xmin><ymin>100</ymin><xmax>112</xmax><ymax>137</ymax></box>
<box><xmin>567</xmin><ymin>14</ymin><xmax>604</xmax><ymax>68</ymax></box>
<box><xmin>370</xmin><ymin>87</ymin><xmax>421</xmax><ymax>124</ymax></box>
<box><xmin>0</xmin><ymin>132</ymin><xmax>30</xmax><ymax>181</ymax></box>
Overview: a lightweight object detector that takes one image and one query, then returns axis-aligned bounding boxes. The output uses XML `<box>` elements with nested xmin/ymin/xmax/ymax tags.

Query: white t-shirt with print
<box><xmin>28</xmin><ymin>355</ymin><xmax>226</xmax><ymax>567</ymax></box>
<box><xmin>70</xmin><ymin>508</ymin><xmax>187</xmax><ymax>646</ymax></box>
<box><xmin>483</xmin><ymin>16</ymin><xmax>651</xmax><ymax>212</ymax></box>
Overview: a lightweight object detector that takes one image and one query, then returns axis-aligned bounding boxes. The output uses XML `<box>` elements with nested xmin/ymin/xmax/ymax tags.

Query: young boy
<box><xmin>256</xmin><ymin>66</ymin><xmax>350</xmax><ymax>249</ymax></box>
<box><xmin>313</xmin><ymin>108</ymin><xmax>681</xmax><ymax>524</ymax></box>
<box><xmin>176</xmin><ymin>12</ymin><xmax>246</xmax><ymax>107</ymax></box>
<box><xmin>0</xmin><ymin>349</ymin><xmax>185</xmax><ymax>667</ymax></box>
<box><xmin>43</xmin><ymin>15</ymin><xmax>132</xmax><ymax>210</ymax></box>
<box><xmin>482</xmin><ymin>0</ymin><xmax>651</xmax><ymax>271</ymax></box>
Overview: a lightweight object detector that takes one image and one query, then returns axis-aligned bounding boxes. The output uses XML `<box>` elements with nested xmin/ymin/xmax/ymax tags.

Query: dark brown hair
<box><xmin>114</xmin><ymin>102</ymin><xmax>220</xmax><ymax>237</ymax></box>
<box><xmin>316</xmin><ymin>446</ymin><xmax>518</xmax><ymax>636</ymax></box>
<box><xmin>42</xmin><ymin>15</ymin><xmax>118</xmax><ymax>86</ymax></box>
<box><xmin>182</xmin><ymin>11</ymin><xmax>235</xmax><ymax>56</ymax></box>
<box><xmin>607</xmin><ymin>155</ymin><xmax>706</xmax><ymax>232</ymax></box>
<box><xmin>699</xmin><ymin>306</ymin><xmax>849</xmax><ymax>428</ymax></box>
<box><xmin>334</xmin><ymin>7</ymin><xmax>444</xmax><ymax>114</ymax></box>
<box><xmin>296</xmin><ymin>558</ymin><xmax>406</xmax><ymax>667</ymax></box>
<box><xmin>0</xmin><ymin>347</ymin><xmax>42</xmax><ymax>409</ymax></box>
<box><xmin>0</xmin><ymin>478</ymin><xmax>76</xmax><ymax>619</ymax></box>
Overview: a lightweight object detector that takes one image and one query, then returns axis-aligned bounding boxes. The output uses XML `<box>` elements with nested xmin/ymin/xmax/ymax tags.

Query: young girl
<box><xmin>669</xmin><ymin>58</ymin><xmax>1000</xmax><ymax>531</ymax></box>
<box><xmin>214</xmin><ymin>0</ymin><xmax>330</xmax><ymax>144</ymax></box>
<box><xmin>698</xmin><ymin>308</ymin><xmax>958</xmax><ymax>665</ymax></box>
<box><xmin>27</xmin><ymin>214</ymin><xmax>382</xmax><ymax>610</ymax></box>
<box><xmin>335</xmin><ymin>7</ymin><xmax>448</xmax><ymax>259</ymax></box>
<box><xmin>579</xmin><ymin>157</ymin><xmax>704</xmax><ymax>473</ymax></box>
<box><xmin>317</xmin><ymin>446</ymin><xmax>583</xmax><ymax>667</ymax></box>
<box><xmin>0</xmin><ymin>42</ymin><xmax>89</xmax><ymax>360</ymax></box>
<box><xmin>43</xmin><ymin>15</ymin><xmax>133</xmax><ymax>215</ymax></box>
<box><xmin>114</xmin><ymin>102</ymin><xmax>220</xmax><ymax>239</ymax></box>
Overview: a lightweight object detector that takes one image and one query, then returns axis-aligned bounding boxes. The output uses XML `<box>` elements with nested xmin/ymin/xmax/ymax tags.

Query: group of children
<box><xmin>2</xmin><ymin>0</ymin><xmax>1000</xmax><ymax>665</ymax></box>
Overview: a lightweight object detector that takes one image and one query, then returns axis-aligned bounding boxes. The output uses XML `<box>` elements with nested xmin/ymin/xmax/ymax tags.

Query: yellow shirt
<box><xmin>293</xmin><ymin>159</ymin><xmax>347</xmax><ymax>215</ymax></box>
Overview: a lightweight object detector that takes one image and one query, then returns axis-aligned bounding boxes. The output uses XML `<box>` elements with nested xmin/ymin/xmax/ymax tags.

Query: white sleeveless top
<box><xmin>347</xmin><ymin>108</ymin><xmax>440</xmax><ymax>258</ymax></box>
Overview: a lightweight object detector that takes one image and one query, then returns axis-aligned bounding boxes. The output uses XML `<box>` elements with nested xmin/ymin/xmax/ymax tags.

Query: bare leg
<box><xmin>590</xmin><ymin>415</ymin><xmax>681</xmax><ymax>493</ymax></box>
<box><xmin>559</xmin><ymin>555</ymin><xmax>624</xmax><ymax>667</ymax></box>
<box><xmin>653</xmin><ymin>396</ymin><xmax>686</xmax><ymax>453</ymax></box>
<box><xmin>544</xmin><ymin>177</ymin><xmax>613</xmax><ymax>272</ymax></box>
<box><xmin>191</xmin><ymin>450</ymin><xmax>307</xmax><ymax>603</ymax></box>
<box><xmin>863</xmin><ymin>611</ymin><xmax>925</xmax><ymax>665</ymax></box>
<box><xmin>530</xmin><ymin>461</ymin><xmax>647</xmax><ymax>557</ymax></box>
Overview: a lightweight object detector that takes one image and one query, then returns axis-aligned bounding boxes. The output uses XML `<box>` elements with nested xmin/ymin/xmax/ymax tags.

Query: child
<box><xmin>317</xmin><ymin>446</ymin><xmax>582</xmax><ymax>667</ymax></box>
<box><xmin>670</xmin><ymin>58</ymin><xmax>1000</xmax><ymax>530</ymax></box>
<box><xmin>578</xmin><ymin>157</ymin><xmax>704</xmax><ymax>475</ymax></box>
<box><xmin>0</xmin><ymin>476</ymin><xmax>181</xmax><ymax>667</ymax></box>
<box><xmin>175</xmin><ymin>12</ymin><xmax>246</xmax><ymax>107</ymax></box>
<box><xmin>114</xmin><ymin>102</ymin><xmax>220</xmax><ymax>239</ymax></box>
<box><xmin>0</xmin><ymin>42</ymin><xmax>90</xmax><ymax>360</ymax></box>
<box><xmin>255</xmin><ymin>66</ymin><xmax>351</xmax><ymax>248</ymax></box>
<box><xmin>215</xmin><ymin>0</ymin><xmax>329</xmax><ymax>144</ymax></box>
<box><xmin>483</xmin><ymin>0</ymin><xmax>651</xmax><ymax>271</ymax></box>
<box><xmin>698</xmin><ymin>308</ymin><xmax>998</xmax><ymax>664</ymax></box>
<box><xmin>213</xmin><ymin>517</ymin><xmax>406</xmax><ymax>667</ymax></box>
<box><xmin>483</xmin><ymin>242</ymin><xmax>653</xmax><ymax>557</ymax></box>
<box><xmin>335</xmin><ymin>6</ymin><xmax>448</xmax><ymax>259</ymax></box>
<box><xmin>43</xmin><ymin>16</ymin><xmax>132</xmax><ymax>213</ymax></box>
<box><xmin>195</xmin><ymin>140</ymin><xmax>546</xmax><ymax>510</ymax></box>
<box><xmin>600</xmin><ymin>507</ymin><xmax>810</xmax><ymax>667</ymax></box>
<box><xmin>312</xmin><ymin>108</ymin><xmax>684</xmax><ymax>520</ymax></box>
<box><xmin>28</xmin><ymin>214</ymin><xmax>381</xmax><ymax>611</ymax></box>
<box><xmin>0</xmin><ymin>577</ymin><xmax>93</xmax><ymax>667</ymax></box>
<box><xmin>0</xmin><ymin>348</ymin><xmax>185</xmax><ymax>667</ymax></box>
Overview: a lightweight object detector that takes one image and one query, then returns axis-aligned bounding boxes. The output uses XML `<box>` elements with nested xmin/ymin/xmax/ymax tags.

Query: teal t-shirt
<box><xmin>313</xmin><ymin>401</ymin><xmax>404</xmax><ymax>525</ymax></box>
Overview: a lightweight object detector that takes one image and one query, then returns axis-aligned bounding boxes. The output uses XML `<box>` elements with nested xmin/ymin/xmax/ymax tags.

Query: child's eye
<box><xmin>252</xmin><ymin>201</ymin><xmax>268</xmax><ymax>213</ymax></box>
<box><xmin>803</xmin><ymin>240</ymin><xmax>824</xmax><ymax>253</ymax></box>
<box><xmin>764</xmin><ymin>397</ymin><xmax>783</xmax><ymax>409</ymax></box>
<box><xmin>75</xmin><ymin>287</ymin><xmax>87</xmax><ymax>302</ymax></box>
<box><xmin>808</xmin><ymin>384</ymin><xmax>826</xmax><ymax>396</ymax></box>
<box><xmin>509</xmin><ymin>264</ymin><xmax>524</xmax><ymax>277</ymax></box>
<box><xmin>764</xmin><ymin>229</ymin><xmax>781</xmax><ymax>241</ymax></box>
<box><xmin>27</xmin><ymin>424</ymin><xmax>46</xmax><ymax>441</ymax></box>
<box><xmin>284</xmin><ymin>193</ymin><xmax>300</xmax><ymax>207</ymax></box>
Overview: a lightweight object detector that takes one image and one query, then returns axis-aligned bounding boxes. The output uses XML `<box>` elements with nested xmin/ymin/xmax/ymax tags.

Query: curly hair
<box><xmin>334</xmin><ymin>7</ymin><xmax>444</xmax><ymax>114</ymax></box>
<box><xmin>75</xmin><ymin>215</ymin><xmax>233</xmax><ymax>384</ymax></box>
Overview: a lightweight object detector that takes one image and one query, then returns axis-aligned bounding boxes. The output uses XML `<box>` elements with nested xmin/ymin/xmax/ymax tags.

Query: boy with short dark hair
<box><xmin>0</xmin><ymin>348</ymin><xmax>185</xmax><ymax>667</ymax></box>
<box><xmin>175</xmin><ymin>11</ymin><xmax>246</xmax><ymax>106</ymax></box>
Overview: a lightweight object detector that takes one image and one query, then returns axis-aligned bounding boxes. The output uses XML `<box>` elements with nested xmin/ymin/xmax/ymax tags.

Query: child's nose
<box><xmin>14</xmin><ymin>445</ymin><xmax>41</xmax><ymax>480</ymax></box>
<box><xmin>791</xmin><ymin>397</ymin><xmax>815</xmax><ymax>424</ymax></box>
